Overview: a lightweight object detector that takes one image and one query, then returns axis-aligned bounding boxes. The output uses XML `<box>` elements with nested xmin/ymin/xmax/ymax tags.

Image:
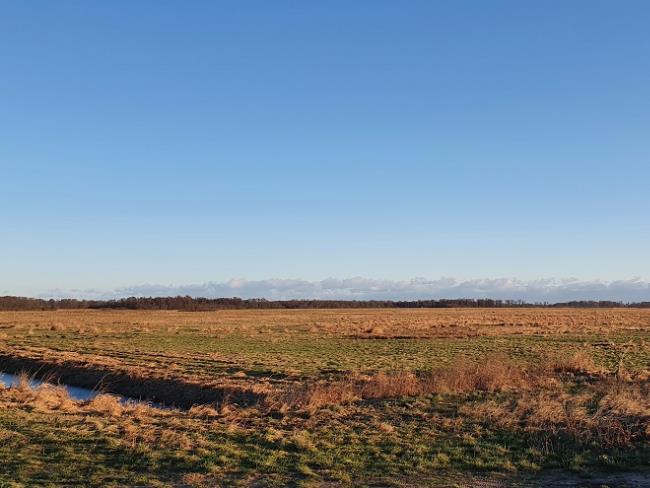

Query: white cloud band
<box><xmin>40</xmin><ymin>277</ymin><xmax>650</xmax><ymax>302</ymax></box>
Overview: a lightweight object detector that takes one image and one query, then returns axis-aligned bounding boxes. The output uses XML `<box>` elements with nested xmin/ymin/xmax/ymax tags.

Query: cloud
<box><xmin>38</xmin><ymin>277</ymin><xmax>650</xmax><ymax>302</ymax></box>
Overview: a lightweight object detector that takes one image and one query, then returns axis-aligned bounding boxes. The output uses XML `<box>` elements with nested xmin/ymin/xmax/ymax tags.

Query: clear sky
<box><xmin>1</xmin><ymin>1</ymin><xmax>649</xmax><ymax>298</ymax></box>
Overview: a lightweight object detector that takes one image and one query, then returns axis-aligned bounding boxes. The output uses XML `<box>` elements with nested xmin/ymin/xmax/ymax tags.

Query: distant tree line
<box><xmin>0</xmin><ymin>296</ymin><xmax>649</xmax><ymax>311</ymax></box>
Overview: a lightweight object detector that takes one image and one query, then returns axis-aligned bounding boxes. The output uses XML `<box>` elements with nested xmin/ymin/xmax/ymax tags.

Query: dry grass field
<box><xmin>0</xmin><ymin>308</ymin><xmax>649</xmax><ymax>487</ymax></box>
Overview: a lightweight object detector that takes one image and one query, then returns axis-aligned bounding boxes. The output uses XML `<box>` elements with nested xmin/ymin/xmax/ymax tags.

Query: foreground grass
<box><xmin>0</xmin><ymin>363</ymin><xmax>648</xmax><ymax>487</ymax></box>
<box><xmin>0</xmin><ymin>309</ymin><xmax>648</xmax><ymax>486</ymax></box>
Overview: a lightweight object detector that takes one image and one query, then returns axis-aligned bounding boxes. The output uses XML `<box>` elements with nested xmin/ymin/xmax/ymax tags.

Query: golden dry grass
<box><xmin>2</xmin><ymin>307</ymin><xmax>650</xmax><ymax>338</ymax></box>
<box><xmin>0</xmin><ymin>308</ymin><xmax>649</xmax><ymax>487</ymax></box>
<box><xmin>1</xmin><ymin>308</ymin><xmax>649</xmax><ymax>408</ymax></box>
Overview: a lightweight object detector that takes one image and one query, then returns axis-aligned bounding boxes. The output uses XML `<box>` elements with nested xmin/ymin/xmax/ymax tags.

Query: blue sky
<box><xmin>1</xmin><ymin>1</ymin><xmax>649</xmax><ymax>298</ymax></box>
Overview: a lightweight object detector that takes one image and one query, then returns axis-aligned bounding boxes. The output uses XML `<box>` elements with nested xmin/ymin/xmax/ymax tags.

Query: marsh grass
<box><xmin>1</xmin><ymin>360</ymin><xmax>648</xmax><ymax>487</ymax></box>
<box><xmin>0</xmin><ymin>309</ymin><xmax>648</xmax><ymax>486</ymax></box>
<box><xmin>280</xmin><ymin>351</ymin><xmax>608</xmax><ymax>410</ymax></box>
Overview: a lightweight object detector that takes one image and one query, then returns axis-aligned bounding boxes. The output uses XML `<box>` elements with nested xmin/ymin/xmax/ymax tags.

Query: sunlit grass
<box><xmin>0</xmin><ymin>308</ymin><xmax>648</xmax><ymax>486</ymax></box>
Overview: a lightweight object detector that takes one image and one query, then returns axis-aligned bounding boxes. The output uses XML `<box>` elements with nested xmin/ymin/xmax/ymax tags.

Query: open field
<box><xmin>0</xmin><ymin>308</ymin><xmax>649</xmax><ymax>487</ymax></box>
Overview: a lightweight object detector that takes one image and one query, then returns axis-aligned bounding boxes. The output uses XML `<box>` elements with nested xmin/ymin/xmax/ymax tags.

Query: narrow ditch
<box><xmin>0</xmin><ymin>353</ymin><xmax>267</xmax><ymax>409</ymax></box>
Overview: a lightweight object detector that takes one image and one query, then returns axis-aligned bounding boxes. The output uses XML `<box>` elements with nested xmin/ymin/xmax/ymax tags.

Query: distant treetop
<box><xmin>0</xmin><ymin>296</ymin><xmax>648</xmax><ymax>311</ymax></box>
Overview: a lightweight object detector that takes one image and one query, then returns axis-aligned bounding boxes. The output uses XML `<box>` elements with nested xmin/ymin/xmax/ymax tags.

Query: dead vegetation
<box><xmin>280</xmin><ymin>358</ymin><xmax>529</xmax><ymax>411</ymax></box>
<box><xmin>0</xmin><ymin>308</ymin><xmax>649</xmax><ymax>486</ymax></box>
<box><xmin>2</xmin><ymin>355</ymin><xmax>647</xmax><ymax>439</ymax></box>
<box><xmin>0</xmin><ymin>373</ymin><xmax>79</xmax><ymax>412</ymax></box>
<box><xmin>277</xmin><ymin>351</ymin><xmax>646</xmax><ymax>411</ymax></box>
<box><xmin>0</xmin><ymin>350</ymin><xmax>273</xmax><ymax>408</ymax></box>
<box><xmin>1</xmin><ymin>308</ymin><xmax>649</xmax><ymax>411</ymax></box>
<box><xmin>2</xmin><ymin>307</ymin><xmax>650</xmax><ymax>339</ymax></box>
<box><xmin>1</xmin><ymin>350</ymin><xmax>648</xmax><ymax>486</ymax></box>
<box><xmin>463</xmin><ymin>379</ymin><xmax>650</xmax><ymax>450</ymax></box>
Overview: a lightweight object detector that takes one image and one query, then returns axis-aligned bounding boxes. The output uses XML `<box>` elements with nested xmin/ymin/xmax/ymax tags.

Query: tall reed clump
<box><xmin>280</xmin><ymin>356</ymin><xmax>541</xmax><ymax>410</ymax></box>
<box><xmin>463</xmin><ymin>379</ymin><xmax>649</xmax><ymax>452</ymax></box>
<box><xmin>280</xmin><ymin>351</ymin><xmax>646</xmax><ymax>412</ymax></box>
<box><xmin>1</xmin><ymin>373</ymin><xmax>78</xmax><ymax>412</ymax></box>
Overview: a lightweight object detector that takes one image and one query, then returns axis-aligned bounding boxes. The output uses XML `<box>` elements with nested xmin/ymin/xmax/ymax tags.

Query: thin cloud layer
<box><xmin>41</xmin><ymin>277</ymin><xmax>650</xmax><ymax>302</ymax></box>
